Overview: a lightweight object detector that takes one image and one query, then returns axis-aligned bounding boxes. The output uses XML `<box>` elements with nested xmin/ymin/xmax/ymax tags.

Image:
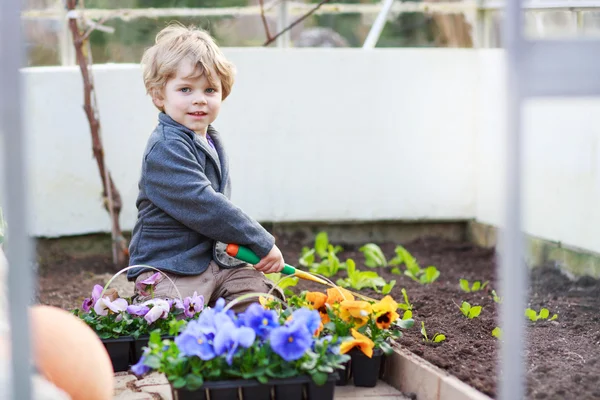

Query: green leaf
<box><xmin>185</xmin><ymin>374</ymin><xmax>204</xmax><ymax>391</ymax></box>
<box><xmin>549</xmin><ymin>314</ymin><xmax>558</xmax><ymax>321</ymax></box>
<box><xmin>539</xmin><ymin>308</ymin><xmax>550</xmax><ymax>320</ymax></box>
<box><xmin>433</xmin><ymin>334</ymin><xmax>446</xmax><ymax>343</ymax></box>
<box><xmin>420</xmin><ymin>321</ymin><xmax>428</xmax><ymax>341</ymax></box>
<box><xmin>422</xmin><ymin>266</ymin><xmax>440</xmax><ymax>284</ymax></box>
<box><xmin>459</xmin><ymin>279</ymin><xmax>470</xmax><ymax>293</ymax></box>
<box><xmin>402</xmin><ymin>310</ymin><xmax>412</xmax><ymax>320</ymax></box>
<box><xmin>390</xmin><ymin>267</ymin><xmax>402</xmax><ymax>275</ymax></box>
<box><xmin>172</xmin><ymin>377</ymin><xmax>186</xmax><ymax>389</ymax></box>
<box><xmin>525</xmin><ymin>308</ymin><xmax>538</xmax><ymax>321</ymax></box>
<box><xmin>397</xmin><ymin>318</ymin><xmax>414</xmax><ymax>329</ymax></box>
<box><xmin>471</xmin><ymin>281</ymin><xmax>481</xmax><ymax>291</ymax></box>
<box><xmin>359</xmin><ymin>243</ymin><xmax>387</xmax><ymax>268</ymax></box>
<box><xmin>311</xmin><ymin>371</ymin><xmax>328</xmax><ymax>386</ymax></box>
<box><xmin>481</xmin><ymin>281</ymin><xmax>489</xmax><ymax>290</ymax></box>
<box><xmin>381</xmin><ymin>280</ymin><xmax>396</xmax><ymax>295</ymax></box>
<box><xmin>492</xmin><ymin>327</ymin><xmax>502</xmax><ymax>339</ymax></box>
<box><xmin>315</xmin><ymin>232</ymin><xmax>329</xmax><ymax>258</ymax></box>
<box><xmin>460</xmin><ymin>301</ymin><xmax>471</xmax><ymax>317</ymax></box>
<box><xmin>468</xmin><ymin>306</ymin><xmax>482</xmax><ymax>319</ymax></box>
<box><xmin>299</xmin><ymin>247</ymin><xmax>316</xmax><ymax>267</ymax></box>
<box><xmin>144</xmin><ymin>355</ymin><xmax>161</xmax><ymax>369</ymax></box>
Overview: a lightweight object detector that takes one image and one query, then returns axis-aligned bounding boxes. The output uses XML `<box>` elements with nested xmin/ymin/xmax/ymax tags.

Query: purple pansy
<box><xmin>175</xmin><ymin>291</ymin><xmax>205</xmax><ymax>318</ymax></box>
<box><xmin>241</xmin><ymin>303</ymin><xmax>279</xmax><ymax>340</ymax></box>
<box><xmin>135</xmin><ymin>272</ymin><xmax>161</xmax><ymax>296</ymax></box>
<box><xmin>269</xmin><ymin>320</ymin><xmax>313</xmax><ymax>362</ymax></box>
<box><xmin>127</xmin><ymin>304</ymin><xmax>150</xmax><ymax>317</ymax></box>
<box><xmin>81</xmin><ymin>284</ymin><xmax>103</xmax><ymax>313</ymax></box>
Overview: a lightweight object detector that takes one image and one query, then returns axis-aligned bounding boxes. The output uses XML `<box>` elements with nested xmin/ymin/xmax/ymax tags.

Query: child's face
<box><xmin>155</xmin><ymin>60</ymin><xmax>222</xmax><ymax>136</ymax></box>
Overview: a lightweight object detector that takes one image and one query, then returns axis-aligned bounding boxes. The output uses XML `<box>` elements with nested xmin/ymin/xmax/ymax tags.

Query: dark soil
<box><xmin>37</xmin><ymin>236</ymin><xmax>600</xmax><ymax>399</ymax></box>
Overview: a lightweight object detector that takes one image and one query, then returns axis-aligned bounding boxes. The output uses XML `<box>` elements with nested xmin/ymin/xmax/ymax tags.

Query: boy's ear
<box><xmin>153</xmin><ymin>95</ymin><xmax>164</xmax><ymax>109</ymax></box>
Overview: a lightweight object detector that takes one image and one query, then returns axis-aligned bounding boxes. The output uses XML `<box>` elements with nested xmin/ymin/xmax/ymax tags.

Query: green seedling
<box><xmin>265</xmin><ymin>273</ymin><xmax>299</xmax><ymax>297</ymax></box>
<box><xmin>456</xmin><ymin>301</ymin><xmax>482</xmax><ymax>319</ymax></box>
<box><xmin>309</xmin><ymin>245</ymin><xmax>348</xmax><ymax>277</ymax></box>
<box><xmin>492</xmin><ymin>327</ymin><xmax>503</xmax><ymax>339</ymax></box>
<box><xmin>402</xmin><ymin>310</ymin><xmax>413</xmax><ymax>320</ymax></box>
<box><xmin>398</xmin><ymin>288</ymin><xmax>413</xmax><ymax>311</ymax></box>
<box><xmin>389</xmin><ymin>245</ymin><xmax>440</xmax><ymax>284</ymax></box>
<box><xmin>421</xmin><ymin>321</ymin><xmax>446</xmax><ymax>343</ymax></box>
<box><xmin>491</xmin><ymin>290</ymin><xmax>503</xmax><ymax>304</ymax></box>
<box><xmin>525</xmin><ymin>308</ymin><xmax>558</xmax><ymax>322</ymax></box>
<box><xmin>459</xmin><ymin>279</ymin><xmax>489</xmax><ymax>293</ymax></box>
<box><xmin>359</xmin><ymin>243</ymin><xmax>387</xmax><ymax>268</ymax></box>
<box><xmin>299</xmin><ymin>231</ymin><xmax>343</xmax><ymax>268</ymax></box>
<box><xmin>336</xmin><ymin>259</ymin><xmax>394</xmax><ymax>293</ymax></box>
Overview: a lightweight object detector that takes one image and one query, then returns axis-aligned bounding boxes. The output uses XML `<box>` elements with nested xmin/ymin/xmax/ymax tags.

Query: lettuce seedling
<box><xmin>492</xmin><ymin>327</ymin><xmax>503</xmax><ymax>339</ymax></box>
<box><xmin>299</xmin><ymin>231</ymin><xmax>343</xmax><ymax>269</ymax></box>
<box><xmin>359</xmin><ymin>243</ymin><xmax>388</xmax><ymax>268</ymax></box>
<box><xmin>398</xmin><ymin>288</ymin><xmax>413</xmax><ymax>311</ymax></box>
<box><xmin>265</xmin><ymin>273</ymin><xmax>299</xmax><ymax>297</ymax></box>
<box><xmin>402</xmin><ymin>310</ymin><xmax>413</xmax><ymax>320</ymax></box>
<box><xmin>336</xmin><ymin>259</ymin><xmax>392</xmax><ymax>292</ymax></box>
<box><xmin>459</xmin><ymin>279</ymin><xmax>489</xmax><ymax>293</ymax></box>
<box><xmin>491</xmin><ymin>289</ymin><xmax>503</xmax><ymax>304</ymax></box>
<box><xmin>388</xmin><ymin>245</ymin><xmax>440</xmax><ymax>284</ymax></box>
<box><xmin>421</xmin><ymin>321</ymin><xmax>446</xmax><ymax>343</ymax></box>
<box><xmin>456</xmin><ymin>301</ymin><xmax>482</xmax><ymax>319</ymax></box>
<box><xmin>525</xmin><ymin>307</ymin><xmax>558</xmax><ymax>322</ymax></box>
<box><xmin>310</xmin><ymin>245</ymin><xmax>347</xmax><ymax>277</ymax></box>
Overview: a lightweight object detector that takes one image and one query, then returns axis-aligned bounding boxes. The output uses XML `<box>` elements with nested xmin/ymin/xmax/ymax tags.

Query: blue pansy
<box><xmin>213</xmin><ymin>313</ymin><xmax>256</xmax><ymax>365</ymax></box>
<box><xmin>289</xmin><ymin>308</ymin><xmax>321</xmax><ymax>335</ymax></box>
<box><xmin>131</xmin><ymin>353</ymin><xmax>151</xmax><ymax>376</ymax></box>
<box><xmin>242</xmin><ymin>303</ymin><xmax>279</xmax><ymax>339</ymax></box>
<box><xmin>269</xmin><ymin>321</ymin><xmax>313</xmax><ymax>362</ymax></box>
<box><xmin>175</xmin><ymin>319</ymin><xmax>216</xmax><ymax>360</ymax></box>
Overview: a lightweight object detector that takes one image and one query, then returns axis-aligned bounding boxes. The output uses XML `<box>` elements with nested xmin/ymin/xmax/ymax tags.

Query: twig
<box><xmin>263</xmin><ymin>0</ymin><xmax>332</xmax><ymax>46</ymax></box>
<box><xmin>66</xmin><ymin>0</ymin><xmax>128</xmax><ymax>268</ymax></box>
<box><xmin>259</xmin><ymin>0</ymin><xmax>272</xmax><ymax>42</ymax></box>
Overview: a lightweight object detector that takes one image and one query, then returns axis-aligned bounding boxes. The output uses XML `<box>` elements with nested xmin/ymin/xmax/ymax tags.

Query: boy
<box><xmin>127</xmin><ymin>23</ymin><xmax>285</xmax><ymax>312</ymax></box>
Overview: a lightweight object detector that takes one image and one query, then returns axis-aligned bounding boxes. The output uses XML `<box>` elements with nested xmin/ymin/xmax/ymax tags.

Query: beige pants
<box><xmin>133</xmin><ymin>261</ymin><xmax>283</xmax><ymax>313</ymax></box>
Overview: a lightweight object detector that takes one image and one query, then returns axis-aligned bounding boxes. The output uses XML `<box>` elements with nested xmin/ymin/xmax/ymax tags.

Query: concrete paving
<box><xmin>114</xmin><ymin>371</ymin><xmax>413</xmax><ymax>399</ymax></box>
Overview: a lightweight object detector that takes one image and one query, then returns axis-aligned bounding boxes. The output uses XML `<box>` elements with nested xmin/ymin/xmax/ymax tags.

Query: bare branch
<box><xmin>263</xmin><ymin>0</ymin><xmax>332</xmax><ymax>46</ymax></box>
<box><xmin>66</xmin><ymin>0</ymin><xmax>128</xmax><ymax>268</ymax></box>
<box><xmin>259</xmin><ymin>0</ymin><xmax>272</xmax><ymax>42</ymax></box>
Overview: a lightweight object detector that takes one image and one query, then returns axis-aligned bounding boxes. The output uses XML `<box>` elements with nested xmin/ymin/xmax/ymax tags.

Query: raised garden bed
<box><xmin>37</xmin><ymin>236</ymin><xmax>600</xmax><ymax>399</ymax></box>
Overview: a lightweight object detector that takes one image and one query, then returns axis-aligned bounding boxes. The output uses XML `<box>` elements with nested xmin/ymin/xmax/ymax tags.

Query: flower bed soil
<box><xmin>37</xmin><ymin>236</ymin><xmax>600</xmax><ymax>399</ymax></box>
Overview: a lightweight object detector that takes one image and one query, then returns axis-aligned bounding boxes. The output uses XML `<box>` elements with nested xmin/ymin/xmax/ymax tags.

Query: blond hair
<box><xmin>141</xmin><ymin>23</ymin><xmax>235</xmax><ymax>106</ymax></box>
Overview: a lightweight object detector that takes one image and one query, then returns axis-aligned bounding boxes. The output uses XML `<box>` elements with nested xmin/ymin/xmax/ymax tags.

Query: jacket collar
<box><xmin>158</xmin><ymin>113</ymin><xmax>228</xmax><ymax>190</ymax></box>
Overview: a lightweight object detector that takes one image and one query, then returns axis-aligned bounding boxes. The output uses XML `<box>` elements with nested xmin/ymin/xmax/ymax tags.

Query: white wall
<box><xmin>5</xmin><ymin>48</ymin><xmax>599</xmax><ymax>257</ymax></box>
<box><xmin>475</xmin><ymin>50</ymin><xmax>600</xmax><ymax>254</ymax></box>
<box><xmin>5</xmin><ymin>49</ymin><xmax>478</xmax><ymax>237</ymax></box>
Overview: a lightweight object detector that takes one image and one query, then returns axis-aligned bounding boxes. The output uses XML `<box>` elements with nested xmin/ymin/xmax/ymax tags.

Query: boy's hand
<box><xmin>254</xmin><ymin>245</ymin><xmax>285</xmax><ymax>274</ymax></box>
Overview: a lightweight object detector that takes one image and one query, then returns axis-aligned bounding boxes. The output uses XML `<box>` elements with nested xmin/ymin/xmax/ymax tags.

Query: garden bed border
<box><xmin>384</xmin><ymin>344</ymin><xmax>493</xmax><ymax>400</ymax></box>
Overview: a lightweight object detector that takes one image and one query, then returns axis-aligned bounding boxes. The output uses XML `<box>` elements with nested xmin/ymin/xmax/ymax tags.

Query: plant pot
<box><xmin>349</xmin><ymin>348</ymin><xmax>383</xmax><ymax>387</ymax></box>
<box><xmin>102</xmin><ymin>337</ymin><xmax>133</xmax><ymax>372</ymax></box>
<box><xmin>273</xmin><ymin>377</ymin><xmax>305</xmax><ymax>400</ymax></box>
<box><xmin>241</xmin><ymin>384</ymin><xmax>273</xmax><ymax>400</ymax></box>
<box><xmin>307</xmin><ymin>373</ymin><xmax>338</xmax><ymax>400</ymax></box>
<box><xmin>133</xmin><ymin>335</ymin><xmax>174</xmax><ymax>363</ymax></box>
<box><xmin>171</xmin><ymin>374</ymin><xmax>338</xmax><ymax>400</ymax></box>
<box><xmin>335</xmin><ymin>360</ymin><xmax>351</xmax><ymax>386</ymax></box>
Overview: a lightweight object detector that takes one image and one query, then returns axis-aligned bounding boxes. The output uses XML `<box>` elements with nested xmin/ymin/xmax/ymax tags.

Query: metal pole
<box><xmin>499</xmin><ymin>0</ymin><xmax>526</xmax><ymax>399</ymax></box>
<box><xmin>0</xmin><ymin>0</ymin><xmax>34</xmax><ymax>399</ymax></box>
<box><xmin>277</xmin><ymin>0</ymin><xmax>290</xmax><ymax>48</ymax></box>
<box><xmin>363</xmin><ymin>0</ymin><xmax>395</xmax><ymax>49</ymax></box>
